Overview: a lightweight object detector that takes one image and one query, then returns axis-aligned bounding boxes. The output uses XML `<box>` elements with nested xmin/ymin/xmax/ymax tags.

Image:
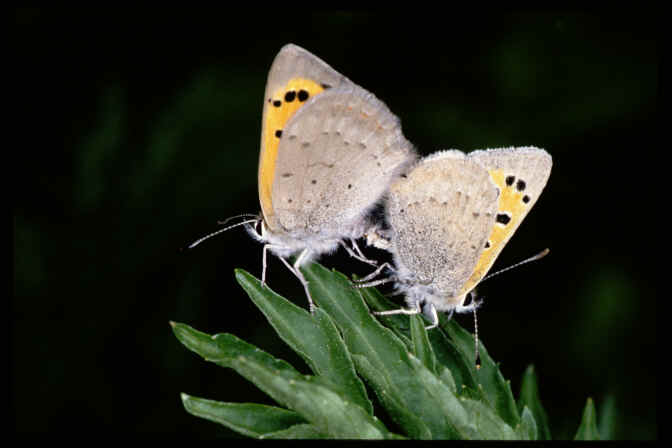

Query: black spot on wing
<box><xmin>496</xmin><ymin>213</ymin><xmax>511</xmax><ymax>225</ymax></box>
<box><xmin>516</xmin><ymin>179</ymin><xmax>526</xmax><ymax>191</ymax></box>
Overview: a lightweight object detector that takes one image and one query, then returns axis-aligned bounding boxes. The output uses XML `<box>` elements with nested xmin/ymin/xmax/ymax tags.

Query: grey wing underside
<box><xmin>272</xmin><ymin>85</ymin><xmax>416</xmax><ymax>238</ymax></box>
<box><xmin>387</xmin><ymin>150</ymin><xmax>500</xmax><ymax>299</ymax></box>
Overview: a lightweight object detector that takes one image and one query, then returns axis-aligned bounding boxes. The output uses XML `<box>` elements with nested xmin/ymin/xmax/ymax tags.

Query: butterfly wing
<box><xmin>271</xmin><ymin>84</ymin><xmax>416</xmax><ymax>238</ymax></box>
<box><xmin>459</xmin><ymin>146</ymin><xmax>553</xmax><ymax>296</ymax></box>
<box><xmin>387</xmin><ymin>150</ymin><xmax>500</xmax><ymax>306</ymax></box>
<box><xmin>259</xmin><ymin>44</ymin><xmax>353</xmax><ymax>229</ymax></box>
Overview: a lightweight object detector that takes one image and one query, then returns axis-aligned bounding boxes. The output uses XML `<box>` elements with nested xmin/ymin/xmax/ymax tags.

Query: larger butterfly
<box><xmin>245</xmin><ymin>44</ymin><xmax>416</xmax><ymax>311</ymax></box>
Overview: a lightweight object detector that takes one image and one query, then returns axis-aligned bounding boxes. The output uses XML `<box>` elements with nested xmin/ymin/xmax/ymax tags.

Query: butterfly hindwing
<box><xmin>272</xmin><ymin>85</ymin><xmax>415</xmax><ymax>236</ymax></box>
<box><xmin>387</xmin><ymin>150</ymin><xmax>500</xmax><ymax>303</ymax></box>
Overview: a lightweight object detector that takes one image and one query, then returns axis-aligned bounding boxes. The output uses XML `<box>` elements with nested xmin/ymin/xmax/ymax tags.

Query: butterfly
<box><xmin>359</xmin><ymin>147</ymin><xmax>552</xmax><ymax>328</ymax></box>
<box><xmin>244</xmin><ymin>44</ymin><xmax>416</xmax><ymax>311</ymax></box>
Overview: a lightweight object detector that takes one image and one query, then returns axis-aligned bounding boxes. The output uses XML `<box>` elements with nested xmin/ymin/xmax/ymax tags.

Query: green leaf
<box><xmin>302</xmin><ymin>263</ymin><xmax>515</xmax><ymax>440</ymax></box>
<box><xmin>351</xmin><ymin>353</ymin><xmax>433</xmax><ymax>439</ymax></box>
<box><xmin>518</xmin><ymin>365</ymin><xmax>551</xmax><ymax>440</ymax></box>
<box><xmin>302</xmin><ymin>264</ymin><xmax>437</xmax><ymax>438</ymax></box>
<box><xmin>172</xmin><ymin>322</ymin><xmax>389</xmax><ymax>438</ymax></box>
<box><xmin>517</xmin><ymin>406</ymin><xmax>538</xmax><ymax>440</ymax></box>
<box><xmin>171</xmin><ymin>321</ymin><xmax>299</xmax><ymax>376</ymax></box>
<box><xmin>360</xmin><ymin>284</ymin><xmax>519</xmax><ymax>429</ymax></box>
<box><xmin>405</xmin><ymin>355</ymin><xmax>475</xmax><ymax>440</ymax></box>
<box><xmin>574</xmin><ymin>397</ymin><xmax>600</xmax><ymax>440</ymax></box>
<box><xmin>438</xmin><ymin>364</ymin><xmax>457</xmax><ymax>395</ymax></box>
<box><xmin>598</xmin><ymin>395</ymin><xmax>617</xmax><ymax>440</ymax></box>
<box><xmin>407</xmin><ymin>354</ymin><xmax>515</xmax><ymax>440</ymax></box>
<box><xmin>458</xmin><ymin>396</ymin><xmax>517</xmax><ymax>440</ymax></box>
<box><xmin>358</xmin><ymin>274</ymin><xmax>488</xmax><ymax>405</ymax></box>
<box><xmin>180</xmin><ymin>393</ymin><xmax>306</xmax><ymax>438</ymax></box>
<box><xmin>262</xmin><ymin>424</ymin><xmax>329</xmax><ymax>439</ymax></box>
<box><xmin>357</xmin><ymin>281</ymin><xmax>413</xmax><ymax>349</ymax></box>
<box><xmin>426</xmin><ymin>327</ymin><xmax>477</xmax><ymax>394</ymax></box>
<box><xmin>410</xmin><ymin>314</ymin><xmax>437</xmax><ymax>374</ymax></box>
<box><xmin>440</xmin><ymin>317</ymin><xmax>520</xmax><ymax>427</ymax></box>
<box><xmin>234</xmin><ymin>269</ymin><xmax>372</xmax><ymax>415</ymax></box>
<box><xmin>174</xmin><ymin>263</ymin><xmax>556</xmax><ymax>440</ymax></box>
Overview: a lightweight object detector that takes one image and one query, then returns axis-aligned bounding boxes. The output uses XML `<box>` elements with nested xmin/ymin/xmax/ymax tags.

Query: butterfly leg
<box><xmin>352</xmin><ymin>276</ymin><xmax>395</xmax><ymax>289</ymax></box>
<box><xmin>340</xmin><ymin>238</ymin><xmax>378</xmax><ymax>266</ymax></box>
<box><xmin>373</xmin><ymin>302</ymin><xmax>440</xmax><ymax>330</ymax></box>
<box><xmin>277</xmin><ymin>248</ymin><xmax>316</xmax><ymax>314</ymax></box>
<box><xmin>373</xmin><ymin>300</ymin><xmax>421</xmax><ymax>317</ymax></box>
<box><xmin>352</xmin><ymin>262</ymin><xmax>394</xmax><ymax>285</ymax></box>
<box><xmin>421</xmin><ymin>302</ymin><xmax>440</xmax><ymax>330</ymax></box>
<box><xmin>261</xmin><ymin>243</ymin><xmax>285</xmax><ymax>288</ymax></box>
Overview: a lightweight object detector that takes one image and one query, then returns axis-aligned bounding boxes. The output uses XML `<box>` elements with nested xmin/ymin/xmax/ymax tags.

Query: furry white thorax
<box><xmin>364</xmin><ymin>227</ymin><xmax>482</xmax><ymax>316</ymax></box>
<box><xmin>246</xmin><ymin>215</ymin><xmax>370</xmax><ymax>261</ymax></box>
<box><xmin>391</xmin><ymin>261</ymin><xmax>475</xmax><ymax>314</ymax></box>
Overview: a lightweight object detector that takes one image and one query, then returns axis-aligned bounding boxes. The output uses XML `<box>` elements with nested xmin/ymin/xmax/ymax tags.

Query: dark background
<box><xmin>12</xmin><ymin>9</ymin><xmax>657</xmax><ymax>439</ymax></box>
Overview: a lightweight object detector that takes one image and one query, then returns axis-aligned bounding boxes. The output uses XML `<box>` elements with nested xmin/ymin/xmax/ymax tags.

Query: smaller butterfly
<box><xmin>359</xmin><ymin>146</ymin><xmax>552</xmax><ymax>328</ymax></box>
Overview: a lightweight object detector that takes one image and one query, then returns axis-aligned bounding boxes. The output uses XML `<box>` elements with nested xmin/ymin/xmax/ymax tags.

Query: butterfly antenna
<box><xmin>186</xmin><ymin>218</ymin><xmax>259</xmax><ymax>249</ymax></box>
<box><xmin>471</xmin><ymin>249</ymin><xmax>549</xmax><ymax>369</ymax></box>
<box><xmin>217</xmin><ymin>213</ymin><xmax>259</xmax><ymax>226</ymax></box>
<box><xmin>481</xmin><ymin>248</ymin><xmax>550</xmax><ymax>283</ymax></box>
<box><xmin>474</xmin><ymin>305</ymin><xmax>481</xmax><ymax>370</ymax></box>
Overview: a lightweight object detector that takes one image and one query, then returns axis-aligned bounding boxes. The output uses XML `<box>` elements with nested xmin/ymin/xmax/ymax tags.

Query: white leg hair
<box><xmin>373</xmin><ymin>300</ymin><xmax>421</xmax><ymax>316</ymax></box>
<box><xmin>261</xmin><ymin>244</ymin><xmax>286</xmax><ymax>288</ymax></box>
<box><xmin>353</xmin><ymin>262</ymin><xmax>394</xmax><ymax>284</ymax></box>
<box><xmin>277</xmin><ymin>248</ymin><xmax>316</xmax><ymax>314</ymax></box>
<box><xmin>353</xmin><ymin>276</ymin><xmax>396</xmax><ymax>289</ymax></box>
<box><xmin>339</xmin><ymin>240</ymin><xmax>376</xmax><ymax>266</ymax></box>
<box><xmin>374</xmin><ymin>301</ymin><xmax>440</xmax><ymax>330</ymax></box>
<box><xmin>422</xmin><ymin>302</ymin><xmax>440</xmax><ymax>330</ymax></box>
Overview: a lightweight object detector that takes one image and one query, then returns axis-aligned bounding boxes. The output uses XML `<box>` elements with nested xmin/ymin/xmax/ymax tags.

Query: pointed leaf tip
<box><xmin>233</xmin><ymin>266</ymin><xmax>372</xmax><ymax>415</ymax></box>
<box><xmin>574</xmin><ymin>397</ymin><xmax>600</xmax><ymax>440</ymax></box>
<box><xmin>518</xmin><ymin>364</ymin><xmax>551</xmax><ymax>440</ymax></box>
